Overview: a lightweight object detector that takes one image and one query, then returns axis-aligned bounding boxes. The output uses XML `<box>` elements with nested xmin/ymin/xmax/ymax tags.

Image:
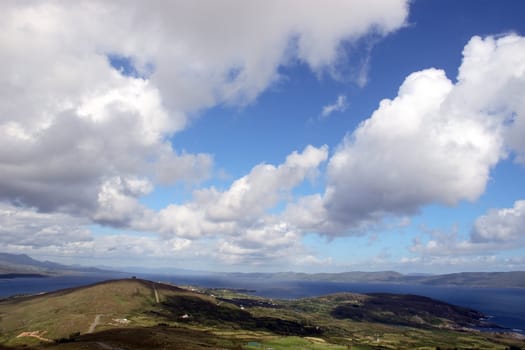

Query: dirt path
<box><xmin>153</xmin><ymin>285</ymin><xmax>160</xmax><ymax>303</ymax></box>
<box><xmin>88</xmin><ymin>314</ymin><xmax>102</xmax><ymax>333</ymax></box>
<box><xmin>16</xmin><ymin>331</ymin><xmax>53</xmax><ymax>343</ymax></box>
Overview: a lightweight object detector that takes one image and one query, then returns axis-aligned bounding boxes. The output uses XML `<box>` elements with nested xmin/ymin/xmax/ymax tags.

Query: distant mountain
<box><xmin>274</xmin><ymin>270</ymin><xmax>405</xmax><ymax>282</ymax></box>
<box><xmin>225</xmin><ymin>270</ymin><xmax>403</xmax><ymax>281</ymax></box>
<box><xmin>0</xmin><ymin>252</ymin><xmax>117</xmax><ymax>277</ymax></box>
<box><xmin>416</xmin><ymin>271</ymin><xmax>525</xmax><ymax>288</ymax></box>
<box><xmin>116</xmin><ymin>265</ymin><xmax>211</xmax><ymax>276</ymax></box>
<box><xmin>225</xmin><ymin>270</ymin><xmax>525</xmax><ymax>288</ymax></box>
<box><xmin>2</xmin><ymin>252</ymin><xmax>524</xmax><ymax>288</ymax></box>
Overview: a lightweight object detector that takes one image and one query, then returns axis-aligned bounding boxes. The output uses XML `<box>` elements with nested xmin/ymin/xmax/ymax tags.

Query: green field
<box><xmin>0</xmin><ymin>278</ymin><xmax>523</xmax><ymax>349</ymax></box>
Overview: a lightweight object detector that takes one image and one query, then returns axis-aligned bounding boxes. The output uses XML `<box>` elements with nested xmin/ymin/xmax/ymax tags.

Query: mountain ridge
<box><xmin>225</xmin><ymin>270</ymin><xmax>525</xmax><ymax>288</ymax></box>
<box><xmin>1</xmin><ymin>252</ymin><xmax>525</xmax><ymax>288</ymax></box>
<box><xmin>0</xmin><ymin>252</ymin><xmax>115</xmax><ymax>277</ymax></box>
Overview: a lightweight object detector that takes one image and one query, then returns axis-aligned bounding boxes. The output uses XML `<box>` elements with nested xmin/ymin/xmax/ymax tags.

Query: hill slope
<box><xmin>1</xmin><ymin>278</ymin><xmax>524</xmax><ymax>349</ymax></box>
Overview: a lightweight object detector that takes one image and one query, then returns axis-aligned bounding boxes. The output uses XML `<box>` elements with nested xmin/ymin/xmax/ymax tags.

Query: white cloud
<box><xmin>155</xmin><ymin>150</ymin><xmax>213</xmax><ymax>185</ymax></box>
<box><xmin>7</xmin><ymin>234</ymin><xmax>194</xmax><ymax>264</ymax></box>
<box><xmin>92</xmin><ymin>176</ymin><xmax>153</xmax><ymax>226</ymax></box>
<box><xmin>9</xmin><ymin>2</ymin><xmax>524</xmax><ymax>271</ymax></box>
<box><xmin>0</xmin><ymin>47</ymin><xmax>211</xmax><ymax>214</ymax></box>
<box><xmin>398</xmin><ymin>255</ymin><xmax>506</xmax><ymax>273</ymax></box>
<box><xmin>454</xmin><ymin>35</ymin><xmax>525</xmax><ymax>165</ymax></box>
<box><xmin>0</xmin><ymin>0</ymin><xmax>408</xmax><ymax>225</ymax></box>
<box><xmin>0</xmin><ymin>0</ymin><xmax>406</xmax><ymax>268</ymax></box>
<box><xmin>105</xmin><ymin>146</ymin><xmax>329</xmax><ymax>266</ymax></box>
<box><xmin>288</xmin><ymin>34</ymin><xmax>525</xmax><ymax>236</ymax></box>
<box><xmin>0</xmin><ymin>196</ymin><xmax>319</xmax><ymax>268</ymax></box>
<box><xmin>214</xmin><ymin>220</ymin><xmax>331</xmax><ymax>268</ymax></box>
<box><xmin>408</xmin><ymin>200</ymin><xmax>525</xmax><ymax>263</ymax></box>
<box><xmin>409</xmin><ymin>228</ymin><xmax>496</xmax><ymax>257</ymax></box>
<box><xmin>321</xmin><ymin>95</ymin><xmax>348</xmax><ymax>118</ymax></box>
<box><xmin>204</xmin><ymin>145</ymin><xmax>328</xmax><ymax>222</ymax></box>
<box><xmin>325</xmin><ymin>67</ymin><xmax>504</xmax><ymax>229</ymax></box>
<box><xmin>0</xmin><ymin>203</ymin><xmax>92</xmax><ymax>248</ymax></box>
<box><xmin>142</xmin><ymin>145</ymin><xmax>329</xmax><ymax>238</ymax></box>
<box><xmin>0</xmin><ymin>202</ymin><xmax>194</xmax><ymax>263</ymax></box>
<box><xmin>471</xmin><ymin>200</ymin><xmax>525</xmax><ymax>243</ymax></box>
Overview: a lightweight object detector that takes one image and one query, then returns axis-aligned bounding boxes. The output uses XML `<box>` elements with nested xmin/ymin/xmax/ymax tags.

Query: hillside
<box><xmin>0</xmin><ymin>278</ymin><xmax>523</xmax><ymax>349</ymax></box>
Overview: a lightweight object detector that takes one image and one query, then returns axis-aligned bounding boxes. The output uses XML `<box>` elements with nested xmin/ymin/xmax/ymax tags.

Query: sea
<box><xmin>1</xmin><ymin>273</ymin><xmax>524</xmax><ymax>334</ymax></box>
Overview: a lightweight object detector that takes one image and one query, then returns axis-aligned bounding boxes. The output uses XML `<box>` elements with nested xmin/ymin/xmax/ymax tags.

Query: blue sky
<box><xmin>1</xmin><ymin>0</ymin><xmax>525</xmax><ymax>273</ymax></box>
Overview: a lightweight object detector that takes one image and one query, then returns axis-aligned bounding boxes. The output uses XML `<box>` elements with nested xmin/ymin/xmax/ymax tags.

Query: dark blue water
<box><xmin>1</xmin><ymin>274</ymin><xmax>524</xmax><ymax>333</ymax></box>
<box><xmin>0</xmin><ymin>274</ymin><xmax>124</xmax><ymax>297</ymax></box>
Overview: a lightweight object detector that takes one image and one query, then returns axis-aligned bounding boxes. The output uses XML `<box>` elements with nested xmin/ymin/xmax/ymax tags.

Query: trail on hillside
<box><xmin>88</xmin><ymin>314</ymin><xmax>102</xmax><ymax>333</ymax></box>
<box><xmin>16</xmin><ymin>331</ymin><xmax>53</xmax><ymax>342</ymax></box>
<box><xmin>153</xmin><ymin>285</ymin><xmax>160</xmax><ymax>303</ymax></box>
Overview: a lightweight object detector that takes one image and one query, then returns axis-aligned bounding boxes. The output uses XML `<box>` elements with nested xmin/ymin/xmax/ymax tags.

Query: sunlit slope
<box><xmin>0</xmin><ymin>278</ymin><xmax>319</xmax><ymax>348</ymax></box>
<box><xmin>1</xmin><ymin>278</ymin><xmax>524</xmax><ymax>349</ymax></box>
<box><xmin>0</xmin><ymin>278</ymin><xmax>215</xmax><ymax>344</ymax></box>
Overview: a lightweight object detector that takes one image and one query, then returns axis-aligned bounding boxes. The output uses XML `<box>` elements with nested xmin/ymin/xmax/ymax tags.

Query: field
<box><xmin>0</xmin><ymin>278</ymin><xmax>523</xmax><ymax>349</ymax></box>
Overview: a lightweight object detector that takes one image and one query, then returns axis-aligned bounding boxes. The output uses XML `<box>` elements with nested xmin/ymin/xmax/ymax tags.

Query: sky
<box><xmin>1</xmin><ymin>0</ymin><xmax>525</xmax><ymax>274</ymax></box>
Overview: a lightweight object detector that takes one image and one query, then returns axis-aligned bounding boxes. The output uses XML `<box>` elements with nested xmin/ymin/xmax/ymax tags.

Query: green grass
<box><xmin>0</xmin><ymin>278</ymin><xmax>523</xmax><ymax>350</ymax></box>
<box><xmin>245</xmin><ymin>336</ymin><xmax>347</xmax><ymax>349</ymax></box>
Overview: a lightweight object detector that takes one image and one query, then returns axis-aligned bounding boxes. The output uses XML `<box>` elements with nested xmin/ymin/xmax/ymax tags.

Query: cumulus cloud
<box><xmin>0</xmin><ymin>39</ymin><xmax>211</xmax><ymax>214</ymax></box>
<box><xmin>204</xmin><ymin>145</ymin><xmax>328</xmax><ymax>222</ymax></box>
<box><xmin>398</xmin><ymin>248</ymin><xmax>525</xmax><ymax>273</ymax></box>
<box><xmin>321</xmin><ymin>95</ymin><xmax>348</xmax><ymax>118</ymax></box>
<box><xmin>155</xmin><ymin>151</ymin><xmax>213</xmax><ymax>185</ymax></box>
<box><xmin>0</xmin><ymin>201</ymin><xmax>319</xmax><ymax>268</ymax></box>
<box><xmin>142</xmin><ymin>0</ymin><xmax>409</xmax><ymax>107</ymax></box>
<box><xmin>400</xmin><ymin>221</ymin><xmax>525</xmax><ymax>272</ymax></box>
<box><xmin>77</xmin><ymin>235</ymin><xmax>193</xmax><ymax>260</ymax></box>
<box><xmin>9</xmin><ymin>2</ymin><xmax>525</xmax><ymax>270</ymax></box>
<box><xmin>86</xmin><ymin>145</ymin><xmax>328</xmax><ymax>266</ymax></box>
<box><xmin>0</xmin><ymin>203</ymin><xmax>92</xmax><ymax>248</ymax></box>
<box><xmin>215</xmin><ymin>227</ymin><xmax>303</xmax><ymax>265</ymax></box>
<box><xmin>288</xmin><ymin>34</ymin><xmax>525</xmax><ymax>236</ymax></box>
<box><xmin>471</xmin><ymin>200</ymin><xmax>525</xmax><ymax>243</ymax></box>
<box><xmin>0</xmin><ymin>145</ymin><xmax>325</xmax><ymax>266</ymax></box>
<box><xmin>409</xmin><ymin>228</ymin><xmax>496</xmax><ymax>257</ymax></box>
<box><xmin>141</xmin><ymin>145</ymin><xmax>329</xmax><ymax>238</ymax></box>
<box><xmin>409</xmin><ymin>200</ymin><xmax>525</xmax><ymax>265</ymax></box>
<box><xmin>280</xmin><ymin>34</ymin><xmax>525</xmax><ymax>272</ymax></box>
<box><xmin>455</xmin><ymin>35</ymin><xmax>525</xmax><ymax>165</ymax></box>
<box><xmin>0</xmin><ymin>201</ymin><xmax>194</xmax><ymax>263</ymax></box>
<box><xmin>214</xmin><ymin>220</ymin><xmax>332</xmax><ymax>267</ymax></box>
<box><xmin>216</xmin><ymin>222</ymin><xmax>301</xmax><ymax>265</ymax></box>
<box><xmin>325</xmin><ymin>67</ymin><xmax>504</xmax><ymax>228</ymax></box>
<box><xmin>92</xmin><ymin>176</ymin><xmax>153</xmax><ymax>226</ymax></box>
<box><xmin>0</xmin><ymin>0</ymin><xmax>408</xmax><ymax>224</ymax></box>
<box><xmin>398</xmin><ymin>255</ymin><xmax>507</xmax><ymax>273</ymax></box>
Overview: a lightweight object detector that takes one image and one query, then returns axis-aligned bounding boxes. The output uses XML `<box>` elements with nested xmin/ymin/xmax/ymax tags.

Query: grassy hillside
<box><xmin>0</xmin><ymin>278</ymin><xmax>523</xmax><ymax>350</ymax></box>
